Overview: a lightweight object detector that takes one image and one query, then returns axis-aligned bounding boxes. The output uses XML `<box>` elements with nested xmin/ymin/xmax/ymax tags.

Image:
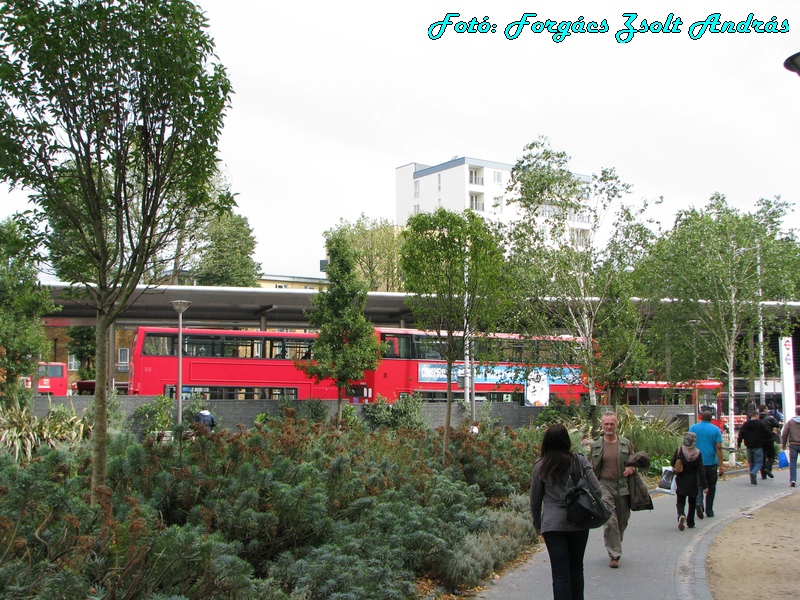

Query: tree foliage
<box><xmin>0</xmin><ymin>217</ymin><xmax>53</xmax><ymax>399</ymax></box>
<box><xmin>299</xmin><ymin>231</ymin><xmax>382</xmax><ymax>423</ymax></box>
<box><xmin>66</xmin><ymin>325</ymin><xmax>96</xmax><ymax>380</ymax></box>
<box><xmin>505</xmin><ymin>137</ymin><xmax>654</xmax><ymax>413</ymax></box>
<box><xmin>0</xmin><ymin>0</ymin><xmax>232</xmax><ymax>500</ymax></box>
<box><xmin>401</xmin><ymin>208</ymin><xmax>508</xmax><ymax>456</ymax></box>
<box><xmin>637</xmin><ymin>194</ymin><xmax>799</xmax><ymax>447</ymax></box>
<box><xmin>327</xmin><ymin>213</ymin><xmax>403</xmax><ymax>292</ymax></box>
<box><xmin>195</xmin><ymin>212</ymin><xmax>262</xmax><ymax>287</ymax></box>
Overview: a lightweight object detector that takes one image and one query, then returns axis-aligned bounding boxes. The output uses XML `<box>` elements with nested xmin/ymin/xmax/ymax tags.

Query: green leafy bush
<box><xmin>132</xmin><ymin>394</ymin><xmax>175</xmax><ymax>436</ymax></box>
<box><xmin>361</xmin><ymin>395</ymin><xmax>429</xmax><ymax>431</ymax></box>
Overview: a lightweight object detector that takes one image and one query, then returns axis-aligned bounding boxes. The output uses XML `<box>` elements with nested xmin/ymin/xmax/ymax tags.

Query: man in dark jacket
<box><xmin>196</xmin><ymin>407</ymin><xmax>217</xmax><ymax>432</ymax></box>
<box><xmin>737</xmin><ymin>411</ymin><xmax>771</xmax><ymax>485</ymax></box>
<box><xmin>758</xmin><ymin>405</ymin><xmax>781</xmax><ymax>479</ymax></box>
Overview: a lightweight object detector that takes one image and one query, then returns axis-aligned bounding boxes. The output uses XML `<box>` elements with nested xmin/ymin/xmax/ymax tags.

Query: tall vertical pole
<box><xmin>170</xmin><ymin>300</ymin><xmax>191</xmax><ymax>425</ymax></box>
<box><xmin>757</xmin><ymin>242</ymin><xmax>765</xmax><ymax>407</ymax></box>
<box><xmin>177</xmin><ymin>311</ymin><xmax>184</xmax><ymax>424</ymax></box>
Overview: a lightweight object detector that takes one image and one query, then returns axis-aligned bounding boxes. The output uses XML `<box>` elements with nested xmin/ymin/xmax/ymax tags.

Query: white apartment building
<box><xmin>395</xmin><ymin>156</ymin><xmax>592</xmax><ymax>246</ymax></box>
<box><xmin>396</xmin><ymin>157</ymin><xmax>514</xmax><ymax>226</ymax></box>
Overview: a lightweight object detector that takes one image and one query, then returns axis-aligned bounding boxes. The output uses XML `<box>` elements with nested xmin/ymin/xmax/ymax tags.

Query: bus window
<box><xmin>221</xmin><ymin>336</ymin><xmax>263</xmax><ymax>358</ymax></box>
<box><xmin>143</xmin><ymin>333</ymin><xmax>176</xmax><ymax>356</ymax></box>
<box><xmin>414</xmin><ymin>334</ymin><xmax>453</xmax><ymax>359</ymax></box>
<box><xmin>37</xmin><ymin>363</ymin><xmax>64</xmax><ymax>378</ymax></box>
<box><xmin>381</xmin><ymin>334</ymin><xmax>413</xmax><ymax>359</ymax></box>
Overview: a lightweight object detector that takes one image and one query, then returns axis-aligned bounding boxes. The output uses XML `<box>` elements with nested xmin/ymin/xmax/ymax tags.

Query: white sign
<box><xmin>780</xmin><ymin>336</ymin><xmax>796</xmax><ymax>419</ymax></box>
<box><xmin>525</xmin><ymin>370</ymin><xmax>550</xmax><ymax>406</ymax></box>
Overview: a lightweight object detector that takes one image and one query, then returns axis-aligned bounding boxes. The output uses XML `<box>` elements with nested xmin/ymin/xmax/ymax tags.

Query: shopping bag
<box><xmin>657</xmin><ymin>466</ymin><xmax>676</xmax><ymax>495</ymax></box>
<box><xmin>779</xmin><ymin>450</ymin><xmax>789</xmax><ymax>469</ymax></box>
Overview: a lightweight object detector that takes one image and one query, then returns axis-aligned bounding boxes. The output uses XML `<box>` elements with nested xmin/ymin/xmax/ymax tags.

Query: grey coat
<box><xmin>530</xmin><ymin>453</ymin><xmax>604</xmax><ymax>533</ymax></box>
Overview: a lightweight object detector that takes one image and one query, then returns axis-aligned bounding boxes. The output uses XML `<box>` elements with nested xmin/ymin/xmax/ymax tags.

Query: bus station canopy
<box><xmin>42</xmin><ymin>282</ymin><xmax>417</xmax><ymax>329</ymax></box>
<box><xmin>42</xmin><ymin>282</ymin><xmax>800</xmax><ymax>332</ymax></box>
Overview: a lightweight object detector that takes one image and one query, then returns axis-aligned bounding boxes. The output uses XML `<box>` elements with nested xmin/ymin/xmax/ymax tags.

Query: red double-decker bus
<box><xmin>371</xmin><ymin>328</ymin><xmax>588</xmax><ymax>404</ymax></box>
<box><xmin>128</xmin><ymin>326</ymin><xmax>588</xmax><ymax>403</ymax></box>
<box><xmin>621</xmin><ymin>379</ymin><xmax>723</xmax><ymax>407</ymax></box>
<box><xmin>128</xmin><ymin>327</ymin><xmax>338</xmax><ymax>400</ymax></box>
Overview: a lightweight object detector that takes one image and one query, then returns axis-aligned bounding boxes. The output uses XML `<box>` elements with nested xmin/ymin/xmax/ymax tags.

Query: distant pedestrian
<box><xmin>531</xmin><ymin>422</ymin><xmax>603</xmax><ymax>600</ymax></box>
<box><xmin>758</xmin><ymin>405</ymin><xmax>780</xmax><ymax>479</ymax></box>
<box><xmin>690</xmin><ymin>411</ymin><xmax>725</xmax><ymax>518</ymax></box>
<box><xmin>196</xmin><ymin>406</ymin><xmax>217</xmax><ymax>432</ymax></box>
<box><xmin>768</xmin><ymin>402</ymin><xmax>784</xmax><ymax>425</ymax></box>
<box><xmin>672</xmin><ymin>432</ymin><xmax>708</xmax><ymax>531</ymax></box>
<box><xmin>590</xmin><ymin>412</ymin><xmax>636</xmax><ymax>569</ymax></box>
<box><xmin>780</xmin><ymin>405</ymin><xmax>800</xmax><ymax>488</ymax></box>
<box><xmin>746</xmin><ymin>399</ymin><xmax>757</xmax><ymax>419</ymax></box>
<box><xmin>737</xmin><ymin>411</ymin><xmax>771</xmax><ymax>485</ymax></box>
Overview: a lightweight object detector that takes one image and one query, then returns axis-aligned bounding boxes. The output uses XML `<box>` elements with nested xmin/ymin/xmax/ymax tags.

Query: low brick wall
<box><xmin>30</xmin><ymin>395</ymin><xmax>700</xmax><ymax>434</ymax></box>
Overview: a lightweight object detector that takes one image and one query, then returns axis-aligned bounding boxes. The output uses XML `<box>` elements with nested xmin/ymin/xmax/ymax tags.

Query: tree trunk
<box><xmin>336</xmin><ymin>386</ymin><xmax>344</xmax><ymax>426</ymax></box>
<box><xmin>91</xmin><ymin>311</ymin><xmax>111</xmax><ymax>504</ymax></box>
<box><xmin>726</xmin><ymin>343</ymin><xmax>737</xmax><ymax>468</ymax></box>
<box><xmin>443</xmin><ymin>359</ymin><xmax>453</xmax><ymax>462</ymax></box>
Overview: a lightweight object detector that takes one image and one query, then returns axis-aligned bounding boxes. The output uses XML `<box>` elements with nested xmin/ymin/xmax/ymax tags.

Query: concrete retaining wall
<box><xmin>30</xmin><ymin>395</ymin><xmax>699</xmax><ymax>434</ymax></box>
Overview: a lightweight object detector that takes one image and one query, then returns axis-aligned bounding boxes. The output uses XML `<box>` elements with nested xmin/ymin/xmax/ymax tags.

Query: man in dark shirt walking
<box><xmin>737</xmin><ymin>411</ymin><xmax>771</xmax><ymax>485</ymax></box>
<box><xmin>758</xmin><ymin>405</ymin><xmax>781</xmax><ymax>479</ymax></box>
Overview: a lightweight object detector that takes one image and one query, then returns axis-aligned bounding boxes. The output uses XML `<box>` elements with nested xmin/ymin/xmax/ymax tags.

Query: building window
<box><xmin>67</xmin><ymin>354</ymin><xmax>80</xmax><ymax>371</ymax></box>
<box><xmin>494</xmin><ymin>171</ymin><xmax>503</xmax><ymax>185</ymax></box>
<box><xmin>570</xmin><ymin>228</ymin><xmax>590</xmax><ymax>249</ymax></box>
<box><xmin>413</xmin><ymin>204</ymin><xmax>421</xmax><ymax>214</ymax></box>
<box><xmin>469</xmin><ymin>194</ymin><xmax>484</xmax><ymax>211</ymax></box>
<box><xmin>493</xmin><ymin>196</ymin><xmax>503</xmax><ymax>213</ymax></box>
<box><xmin>469</xmin><ymin>169</ymin><xmax>483</xmax><ymax>185</ymax></box>
<box><xmin>437</xmin><ymin>174</ymin><xmax>441</xmax><ymax>192</ymax></box>
<box><xmin>116</xmin><ymin>347</ymin><xmax>130</xmax><ymax>372</ymax></box>
<box><xmin>276</xmin><ymin>284</ymin><xmax>287</xmax><ymax>289</ymax></box>
<box><xmin>413</xmin><ymin>180</ymin><xmax>419</xmax><ymax>199</ymax></box>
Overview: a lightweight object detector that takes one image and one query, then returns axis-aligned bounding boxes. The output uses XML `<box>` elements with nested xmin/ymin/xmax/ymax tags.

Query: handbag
<box><xmin>779</xmin><ymin>450</ymin><xmax>789</xmax><ymax>469</ymax></box>
<box><xmin>562</xmin><ymin>453</ymin><xmax>613</xmax><ymax>529</ymax></box>
<box><xmin>673</xmin><ymin>448</ymin><xmax>684</xmax><ymax>473</ymax></box>
<box><xmin>658</xmin><ymin>466</ymin><xmax>677</xmax><ymax>495</ymax></box>
<box><xmin>629</xmin><ymin>471</ymin><xmax>654</xmax><ymax>512</ymax></box>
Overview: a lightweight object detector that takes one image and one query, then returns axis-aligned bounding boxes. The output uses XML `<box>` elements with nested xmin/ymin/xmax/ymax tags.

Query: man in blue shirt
<box><xmin>689</xmin><ymin>410</ymin><xmax>725</xmax><ymax>517</ymax></box>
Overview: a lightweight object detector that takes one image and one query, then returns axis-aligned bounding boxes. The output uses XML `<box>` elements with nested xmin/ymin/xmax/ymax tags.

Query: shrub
<box><xmin>362</xmin><ymin>395</ymin><xmax>428</xmax><ymax>431</ymax></box>
<box><xmin>132</xmin><ymin>394</ymin><xmax>175</xmax><ymax>436</ymax></box>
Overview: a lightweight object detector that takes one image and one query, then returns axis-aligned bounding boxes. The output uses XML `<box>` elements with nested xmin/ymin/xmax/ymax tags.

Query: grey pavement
<box><xmin>474</xmin><ymin>469</ymin><xmax>796</xmax><ymax>600</ymax></box>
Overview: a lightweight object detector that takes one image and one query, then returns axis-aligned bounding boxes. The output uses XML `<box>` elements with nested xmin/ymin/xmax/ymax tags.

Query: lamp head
<box><xmin>784</xmin><ymin>52</ymin><xmax>800</xmax><ymax>77</ymax></box>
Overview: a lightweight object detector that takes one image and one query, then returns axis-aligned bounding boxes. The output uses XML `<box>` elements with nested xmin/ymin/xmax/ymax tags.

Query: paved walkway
<box><xmin>474</xmin><ymin>470</ymin><xmax>795</xmax><ymax>600</ymax></box>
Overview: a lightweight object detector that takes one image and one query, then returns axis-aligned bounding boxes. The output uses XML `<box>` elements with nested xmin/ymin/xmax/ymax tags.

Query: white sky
<box><xmin>2</xmin><ymin>0</ymin><xmax>799</xmax><ymax>278</ymax></box>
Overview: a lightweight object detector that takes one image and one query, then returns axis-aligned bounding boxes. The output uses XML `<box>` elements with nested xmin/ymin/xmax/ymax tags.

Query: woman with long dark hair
<box><xmin>530</xmin><ymin>423</ymin><xmax>603</xmax><ymax>600</ymax></box>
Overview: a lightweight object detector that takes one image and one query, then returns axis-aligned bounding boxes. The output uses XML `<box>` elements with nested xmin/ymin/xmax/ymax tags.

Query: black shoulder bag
<box><xmin>563</xmin><ymin>453</ymin><xmax>613</xmax><ymax>529</ymax></box>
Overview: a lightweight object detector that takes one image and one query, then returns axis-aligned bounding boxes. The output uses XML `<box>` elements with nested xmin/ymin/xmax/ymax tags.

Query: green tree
<box><xmin>505</xmin><ymin>137</ymin><xmax>654</xmax><ymax>417</ymax></box>
<box><xmin>637</xmin><ymin>194</ymin><xmax>798</xmax><ymax>462</ymax></box>
<box><xmin>145</xmin><ymin>169</ymin><xmax>236</xmax><ymax>285</ymax></box>
<box><xmin>298</xmin><ymin>231</ymin><xmax>382</xmax><ymax>423</ymax></box>
<box><xmin>327</xmin><ymin>214</ymin><xmax>403</xmax><ymax>291</ymax></box>
<box><xmin>0</xmin><ymin>0</ymin><xmax>232</xmax><ymax>501</ymax></box>
<box><xmin>66</xmin><ymin>326</ymin><xmax>96</xmax><ymax>380</ymax></box>
<box><xmin>195</xmin><ymin>212</ymin><xmax>261</xmax><ymax>287</ymax></box>
<box><xmin>401</xmin><ymin>208</ymin><xmax>508</xmax><ymax>457</ymax></box>
<box><xmin>0</xmin><ymin>217</ymin><xmax>53</xmax><ymax>399</ymax></box>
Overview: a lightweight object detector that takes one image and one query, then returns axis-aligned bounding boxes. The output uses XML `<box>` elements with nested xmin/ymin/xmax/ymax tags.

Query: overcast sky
<box><xmin>2</xmin><ymin>0</ymin><xmax>799</xmax><ymax>278</ymax></box>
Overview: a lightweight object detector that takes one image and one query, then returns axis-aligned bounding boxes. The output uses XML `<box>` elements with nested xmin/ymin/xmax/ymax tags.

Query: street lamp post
<box><xmin>169</xmin><ymin>300</ymin><xmax>191</xmax><ymax>425</ymax></box>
